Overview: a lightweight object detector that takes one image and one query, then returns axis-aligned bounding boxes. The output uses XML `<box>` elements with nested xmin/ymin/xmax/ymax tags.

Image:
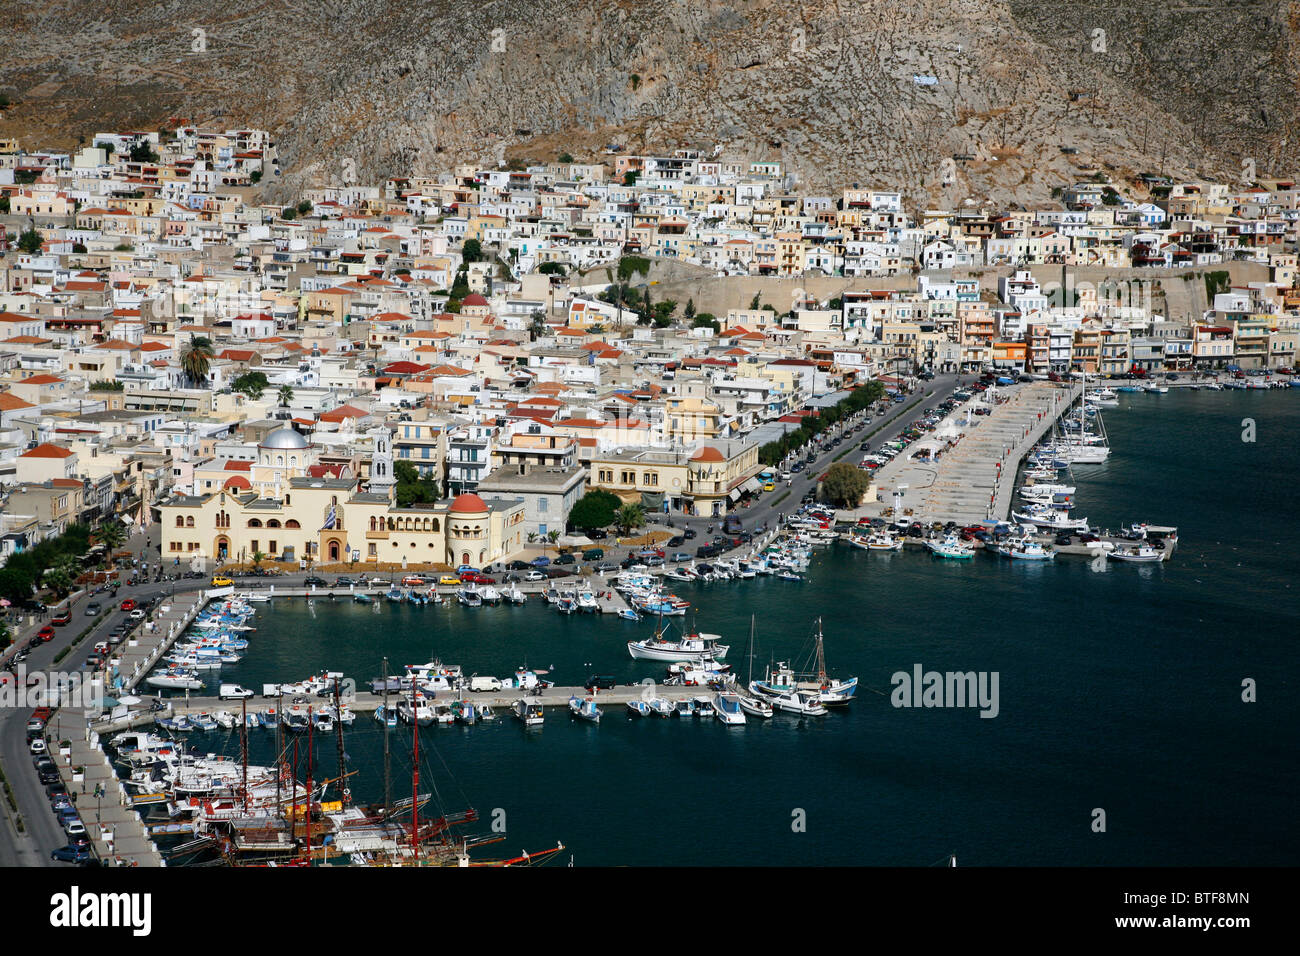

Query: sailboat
<box><xmin>736</xmin><ymin>617</ymin><xmax>774</xmax><ymax>719</ymax></box>
<box><xmin>750</xmin><ymin>618</ymin><xmax>857</xmax><ymax>706</ymax></box>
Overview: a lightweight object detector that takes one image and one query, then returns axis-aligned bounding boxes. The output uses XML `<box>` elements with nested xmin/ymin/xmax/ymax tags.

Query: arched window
<box><xmin>175</xmin><ymin>516</ymin><xmax>184</xmax><ymax>528</ymax></box>
<box><xmin>431</xmin><ymin>518</ymin><xmax>440</xmax><ymax>533</ymax></box>
<box><xmin>285</xmin><ymin>519</ymin><xmax>300</xmax><ymax>529</ymax></box>
<box><xmin>387</xmin><ymin>517</ymin><xmax>395</xmax><ymax>531</ymax></box>
<box><xmin>369</xmin><ymin>516</ymin><xmax>377</xmax><ymax>531</ymax></box>
<box><xmin>289</xmin><ymin>456</ymin><xmax>298</xmax><ymax>467</ymax></box>
<box><xmin>185</xmin><ymin>516</ymin><xmax>195</xmax><ymax>528</ymax></box>
<box><xmin>248</xmin><ymin>518</ymin><xmax>263</xmax><ymax>528</ymax></box>
<box><xmin>267</xmin><ymin>519</ymin><xmax>281</xmax><ymax>528</ymax></box>
<box><xmin>276</xmin><ymin>455</ymin><xmax>284</xmax><ymax>467</ymax></box>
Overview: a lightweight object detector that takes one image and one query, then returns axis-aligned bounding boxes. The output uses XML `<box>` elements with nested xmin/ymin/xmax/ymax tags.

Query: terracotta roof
<box><xmin>690</xmin><ymin>446</ymin><xmax>725</xmax><ymax>463</ymax></box>
<box><xmin>21</xmin><ymin>442</ymin><xmax>75</xmax><ymax>459</ymax></box>
<box><xmin>449</xmin><ymin>492</ymin><xmax>488</xmax><ymax>514</ymax></box>
<box><xmin>0</xmin><ymin>392</ymin><xmax>36</xmax><ymax>411</ymax></box>
<box><xmin>19</xmin><ymin>374</ymin><xmax>64</xmax><ymax>385</ymax></box>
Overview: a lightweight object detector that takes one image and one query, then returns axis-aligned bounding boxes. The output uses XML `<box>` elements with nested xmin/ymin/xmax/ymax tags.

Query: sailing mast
<box><xmin>410</xmin><ymin>676</ymin><xmax>420</xmax><ymax>861</ymax></box>
<box><xmin>333</xmin><ymin>682</ymin><xmax>347</xmax><ymax>806</ymax></box>
<box><xmin>814</xmin><ymin>617</ymin><xmax>827</xmax><ymax>684</ymax></box>
<box><xmin>382</xmin><ymin>657</ymin><xmax>391</xmax><ymax>817</ymax></box>
<box><xmin>239</xmin><ymin>695</ymin><xmax>248</xmax><ymax>813</ymax></box>
<box><xmin>747</xmin><ymin>615</ymin><xmax>755</xmax><ymax>686</ymax></box>
<box><xmin>305</xmin><ymin>717</ymin><xmax>313</xmax><ymax>862</ymax></box>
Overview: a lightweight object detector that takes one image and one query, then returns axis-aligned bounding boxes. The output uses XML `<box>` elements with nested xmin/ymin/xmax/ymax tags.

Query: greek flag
<box><xmin>322</xmin><ymin>504</ymin><xmax>337</xmax><ymax>530</ymax></box>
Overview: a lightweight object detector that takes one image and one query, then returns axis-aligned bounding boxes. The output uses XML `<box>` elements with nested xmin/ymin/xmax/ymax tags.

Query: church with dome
<box><xmin>157</xmin><ymin>424</ymin><xmax>527</xmax><ymax>569</ymax></box>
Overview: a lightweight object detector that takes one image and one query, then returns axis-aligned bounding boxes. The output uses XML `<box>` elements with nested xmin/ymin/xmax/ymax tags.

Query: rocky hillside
<box><xmin>2</xmin><ymin>0</ymin><xmax>1296</xmax><ymax>208</ymax></box>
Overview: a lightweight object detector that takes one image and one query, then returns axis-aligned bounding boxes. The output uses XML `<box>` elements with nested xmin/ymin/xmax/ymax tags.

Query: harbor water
<box><xmin>173</xmin><ymin>390</ymin><xmax>1300</xmax><ymax>865</ymax></box>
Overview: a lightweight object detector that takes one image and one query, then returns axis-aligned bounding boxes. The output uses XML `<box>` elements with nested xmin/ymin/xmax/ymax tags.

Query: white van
<box><xmin>469</xmin><ymin>676</ymin><xmax>503</xmax><ymax>692</ymax></box>
<box><xmin>220</xmin><ymin>684</ymin><xmax>255</xmax><ymax>700</ymax></box>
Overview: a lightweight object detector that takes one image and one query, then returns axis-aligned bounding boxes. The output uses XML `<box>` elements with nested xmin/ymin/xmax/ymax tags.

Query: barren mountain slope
<box><xmin>1</xmin><ymin>0</ymin><xmax>1295</xmax><ymax>206</ymax></box>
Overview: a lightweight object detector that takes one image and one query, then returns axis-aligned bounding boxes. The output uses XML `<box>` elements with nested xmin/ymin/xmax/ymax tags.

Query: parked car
<box><xmin>530</xmin><ymin>556</ymin><xmax>551</xmax><ymax>567</ymax></box>
<box><xmin>37</xmin><ymin>626</ymin><xmax>55</xmax><ymax>642</ymax></box>
<box><xmin>333</xmin><ymin>577</ymin><xmax>354</xmax><ymax>587</ymax></box>
<box><xmin>582</xmin><ymin>548</ymin><xmax>605</xmax><ymax>561</ymax></box>
<box><xmin>63</xmin><ymin>819</ymin><xmax>87</xmax><ymax>839</ymax></box>
<box><xmin>666</xmin><ymin>536</ymin><xmax>685</xmax><ymax>548</ymax></box>
<box><xmin>584</xmin><ymin>675</ymin><xmax>617</xmax><ymax>691</ymax></box>
<box><xmin>119</xmin><ymin>599</ymin><xmax>136</xmax><ymax>612</ymax></box>
<box><xmin>555</xmin><ymin>553</ymin><xmax>576</xmax><ymax>565</ymax></box>
<box><xmin>85</xmin><ymin>602</ymin><xmax>101</xmax><ymax>616</ymax></box>
<box><xmin>683</xmin><ymin>528</ymin><xmax>698</xmax><ymax>539</ymax></box>
<box><xmin>304</xmin><ymin>576</ymin><xmax>328</xmax><ymax>588</ymax></box>
<box><xmin>523</xmin><ymin>570</ymin><xmax>547</xmax><ymax>582</ymax></box>
<box><xmin>51</xmin><ymin>845</ymin><xmax>92</xmax><ymax>864</ymax></box>
<box><xmin>438</xmin><ymin>576</ymin><xmax>463</xmax><ymax>586</ymax></box>
<box><xmin>30</xmin><ymin>738</ymin><xmax>47</xmax><ymax>755</ymax></box>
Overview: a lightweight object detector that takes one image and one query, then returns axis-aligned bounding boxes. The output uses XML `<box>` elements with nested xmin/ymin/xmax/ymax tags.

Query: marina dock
<box><xmin>871</xmin><ymin>382</ymin><xmax>1082</xmax><ymax>525</ymax></box>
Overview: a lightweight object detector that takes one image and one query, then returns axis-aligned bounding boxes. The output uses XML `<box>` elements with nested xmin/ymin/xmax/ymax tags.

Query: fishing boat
<box><xmin>396</xmin><ymin>694</ymin><xmax>435</xmax><ymax>727</ymax></box>
<box><xmin>1011</xmin><ymin>506</ymin><xmax>1089</xmax><ymax>531</ymax></box>
<box><xmin>647</xmin><ymin>697</ymin><xmax>674</xmax><ymax>717</ymax></box>
<box><xmin>626</xmin><ymin>700</ymin><xmax>651</xmax><ymax>718</ymax></box>
<box><xmin>737</xmin><ymin>693</ymin><xmax>774</xmax><ymax>719</ymax></box>
<box><xmin>451</xmin><ymin>700</ymin><xmax>477</xmax><ymax>725</ymax></box>
<box><xmin>456</xmin><ymin>586</ymin><xmax>483</xmax><ymax>608</ymax></box>
<box><xmin>281</xmin><ymin>706</ymin><xmax>310</xmax><ymax>734</ymax></box>
<box><xmin>617</xmin><ymin>608</ymin><xmax>641</xmax><ymax>622</ymax></box>
<box><xmin>477</xmin><ymin>705</ymin><xmax>498</xmax><ymax>722</ymax></box>
<box><xmin>750</xmin><ymin>619</ymin><xmax>858</xmax><ymax>705</ymax></box>
<box><xmin>191</xmin><ymin>713</ymin><xmax>218</xmax><ymax>732</ymax></box>
<box><xmin>353</xmin><ymin>593</ymin><xmax>373</xmax><ymax>604</ymax></box>
<box><xmin>674</xmin><ymin>698</ymin><xmax>696</xmax><ymax>718</ymax></box>
<box><xmin>776</xmin><ymin>570</ymin><xmax>803</xmax><ymax>581</ymax></box>
<box><xmin>146</xmin><ymin>668</ymin><xmax>205</xmax><ymax>690</ymax></box>
<box><xmin>765</xmin><ymin>689</ymin><xmax>829</xmax><ymax>716</ymax></box>
<box><xmin>691</xmin><ymin>696</ymin><xmax>716</xmax><ymax>718</ymax></box>
<box><xmin>479</xmin><ymin>585</ymin><xmax>502</xmax><ymax>605</ymax></box>
<box><xmin>997</xmin><ymin>537</ymin><xmax>1055</xmax><ymax>561</ymax></box>
<box><xmin>502</xmin><ymin>583</ymin><xmax>527</xmax><ymax>605</ymax></box>
<box><xmin>568</xmin><ymin>696</ymin><xmax>602</xmax><ymax>722</ymax></box>
<box><xmin>1107</xmin><ymin>544</ymin><xmax>1164</xmax><ymax>563</ymax></box>
<box><xmin>385</xmin><ymin>589</ymin><xmax>404</xmax><ymax>603</ymax></box>
<box><xmin>713</xmin><ymin>693</ymin><xmax>746</xmax><ymax>725</ymax></box>
<box><xmin>374</xmin><ymin>705</ymin><xmax>398</xmax><ymax>727</ymax></box>
<box><xmin>511</xmin><ymin>697</ymin><xmax>544</xmax><ymax>727</ymax></box>
<box><xmin>926</xmin><ymin>533</ymin><xmax>975</xmax><ymax>560</ymax></box>
<box><xmin>628</xmin><ymin>630</ymin><xmax>729</xmax><ymax>662</ymax></box>
<box><xmin>576</xmin><ymin>588</ymin><xmax>599</xmax><ymax>613</ymax></box>
<box><xmin>865</xmin><ymin>533</ymin><xmax>904</xmax><ymax>552</ymax></box>
<box><xmin>214</xmin><ymin>711</ymin><xmax>236</xmax><ymax>731</ymax></box>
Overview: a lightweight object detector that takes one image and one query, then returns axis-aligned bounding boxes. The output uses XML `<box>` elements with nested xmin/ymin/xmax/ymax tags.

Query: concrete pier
<box><xmin>871</xmin><ymin>382</ymin><xmax>1082</xmax><ymax>525</ymax></box>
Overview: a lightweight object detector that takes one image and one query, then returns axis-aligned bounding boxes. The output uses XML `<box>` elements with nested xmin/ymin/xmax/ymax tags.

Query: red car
<box><xmin>37</xmin><ymin>626</ymin><xmax>55</xmax><ymax>642</ymax></box>
<box><xmin>459</xmin><ymin>571</ymin><xmax>494</xmax><ymax>584</ymax></box>
<box><xmin>119</xmin><ymin>599</ymin><xmax>136</xmax><ymax>612</ymax></box>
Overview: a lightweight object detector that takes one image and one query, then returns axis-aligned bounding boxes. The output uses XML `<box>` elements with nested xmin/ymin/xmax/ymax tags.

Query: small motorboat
<box><xmin>626</xmin><ymin>700</ymin><xmax>651</xmax><ymax>718</ymax></box>
<box><xmin>737</xmin><ymin>694</ymin><xmax>774</xmax><ymax>719</ymax></box>
<box><xmin>692</xmin><ymin>696</ymin><xmax>716</xmax><ymax>719</ymax></box>
<box><xmin>213</xmin><ymin>711</ymin><xmax>236</xmax><ymax>731</ymax></box>
<box><xmin>1107</xmin><ymin>544</ymin><xmax>1164</xmax><ymax>563</ymax></box>
<box><xmin>713</xmin><ymin>693</ymin><xmax>747</xmax><ymax>725</ymax></box>
<box><xmin>674</xmin><ymin>698</ymin><xmax>696</xmax><ymax>718</ymax></box>
<box><xmin>374</xmin><ymin>705</ymin><xmax>398</xmax><ymax>727</ymax></box>
<box><xmin>568</xmin><ymin>696</ymin><xmax>602</xmax><ymax>722</ymax></box>
<box><xmin>511</xmin><ymin>697</ymin><xmax>544</xmax><ymax>726</ymax></box>
<box><xmin>647</xmin><ymin>696</ymin><xmax>674</xmax><ymax>717</ymax></box>
<box><xmin>618</xmin><ymin>608</ymin><xmax>642</xmax><ymax>622</ymax></box>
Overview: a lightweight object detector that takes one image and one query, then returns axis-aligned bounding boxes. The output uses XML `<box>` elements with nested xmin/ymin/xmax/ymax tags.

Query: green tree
<box><xmin>558</xmin><ymin>152</ymin><xmax>574</xmax><ymax>164</ymax></box>
<box><xmin>528</xmin><ymin>309</ymin><xmax>547</xmax><ymax>341</ymax></box>
<box><xmin>181</xmin><ymin>336</ymin><xmax>215</xmax><ymax>386</ymax></box>
<box><xmin>72</xmin><ymin>242</ymin><xmax>87</xmax><ymax>254</ymax></box>
<box><xmin>231</xmin><ymin>371</ymin><xmax>269</xmax><ymax>401</ymax></box>
<box><xmin>616</xmin><ymin>502</ymin><xmax>646</xmax><ymax>536</ymax></box>
<box><xmin>296</xmin><ymin>200</ymin><xmax>312</xmax><ymax>216</ymax></box>
<box><xmin>568</xmin><ymin>490</ymin><xmax>622</xmax><ymax>530</ymax></box>
<box><xmin>749</xmin><ymin>292</ymin><xmax>763</xmax><ymax>310</ymax></box>
<box><xmin>281</xmin><ymin>207</ymin><xmax>297</xmax><ymax>220</ymax></box>
<box><xmin>393</xmin><ymin>459</ymin><xmax>438</xmax><ymax>507</ymax></box>
<box><xmin>684</xmin><ymin>298</ymin><xmax>696</xmax><ymax>320</ymax></box>
<box><xmin>17</xmin><ymin>228</ymin><xmax>43</xmax><ymax>255</ymax></box>
<box><xmin>691</xmin><ymin>313</ymin><xmax>719</xmax><ymax>333</ymax></box>
<box><xmin>820</xmin><ymin>462</ymin><xmax>870</xmax><ymax>508</ymax></box>
<box><xmin>277</xmin><ymin>384</ymin><xmax>294</xmax><ymax>407</ymax></box>
<box><xmin>128</xmin><ymin>141</ymin><xmax>159</xmax><ymax>163</ymax></box>
<box><xmin>251</xmin><ymin>550</ymin><xmax>265</xmax><ymax>570</ymax></box>
<box><xmin>95</xmin><ymin>520</ymin><xmax>126</xmax><ymax>554</ymax></box>
<box><xmin>538</xmin><ymin>261</ymin><xmax>566</xmax><ymax>277</ymax></box>
<box><xmin>0</xmin><ymin>196</ymin><xmax>8</xmax><ymax>214</ymax></box>
<box><xmin>462</xmin><ymin>238</ymin><xmax>483</xmax><ymax>263</ymax></box>
<box><xmin>0</xmin><ymin>568</ymin><xmax>34</xmax><ymax>606</ymax></box>
<box><xmin>545</xmin><ymin>529</ymin><xmax>561</xmax><ymax>557</ymax></box>
<box><xmin>617</xmin><ymin>255</ymin><xmax>651</xmax><ymax>282</ymax></box>
<box><xmin>623</xmin><ymin>171</ymin><xmax>639</xmax><ymax>187</ymax></box>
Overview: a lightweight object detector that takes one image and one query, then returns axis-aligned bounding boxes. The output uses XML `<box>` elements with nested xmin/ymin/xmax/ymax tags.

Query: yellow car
<box><xmin>438</xmin><ymin>575</ymin><xmax>462</xmax><ymax>586</ymax></box>
<box><xmin>211</xmin><ymin>576</ymin><xmax>234</xmax><ymax>588</ymax></box>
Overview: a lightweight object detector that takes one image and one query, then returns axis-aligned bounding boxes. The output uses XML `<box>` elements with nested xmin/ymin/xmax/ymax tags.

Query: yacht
<box><xmin>761</xmin><ymin>689</ymin><xmax>829</xmax><ymax>716</ymax></box>
<box><xmin>865</xmin><ymin>533</ymin><xmax>904</xmax><ymax>552</ymax></box>
<box><xmin>1011</xmin><ymin>506</ymin><xmax>1088</xmax><ymax>531</ymax></box>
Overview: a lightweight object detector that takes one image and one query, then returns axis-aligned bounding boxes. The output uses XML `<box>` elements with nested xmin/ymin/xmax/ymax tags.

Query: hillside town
<box><xmin>1</xmin><ymin>126</ymin><xmax>1298</xmax><ymax>571</ymax></box>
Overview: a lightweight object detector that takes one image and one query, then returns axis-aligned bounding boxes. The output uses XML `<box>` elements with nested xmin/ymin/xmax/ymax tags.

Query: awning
<box><xmin>640</xmin><ymin>491</ymin><xmax>665</xmax><ymax>510</ymax></box>
<box><xmin>727</xmin><ymin>489</ymin><xmax>741</xmax><ymax>503</ymax></box>
<box><xmin>742</xmin><ymin>477</ymin><xmax>763</xmax><ymax>494</ymax></box>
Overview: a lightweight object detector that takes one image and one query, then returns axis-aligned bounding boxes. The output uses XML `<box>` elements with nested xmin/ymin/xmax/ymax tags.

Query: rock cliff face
<box><xmin>2</xmin><ymin>1</ymin><xmax>1296</xmax><ymax>206</ymax></box>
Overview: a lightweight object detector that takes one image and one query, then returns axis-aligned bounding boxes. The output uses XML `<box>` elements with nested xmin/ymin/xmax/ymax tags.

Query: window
<box><xmin>538</xmin><ymin>498</ymin><xmax>548</xmax><ymax>513</ymax></box>
<box><xmin>175</xmin><ymin>516</ymin><xmax>184</xmax><ymax>528</ymax></box>
<box><xmin>185</xmin><ymin>516</ymin><xmax>195</xmax><ymax>528</ymax></box>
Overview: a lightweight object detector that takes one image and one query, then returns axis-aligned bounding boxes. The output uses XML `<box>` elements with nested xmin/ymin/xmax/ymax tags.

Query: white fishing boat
<box><xmin>626</xmin><ymin>699</ymin><xmax>651</xmax><ymax>718</ymax></box>
<box><xmin>628</xmin><ymin>634</ymin><xmax>728</xmax><ymax>662</ymax></box>
<box><xmin>737</xmin><ymin>693</ymin><xmax>774</xmax><ymax>719</ymax></box>
<box><xmin>998</xmin><ymin>537</ymin><xmax>1055</xmax><ymax>561</ymax></box>
<box><xmin>146</xmin><ymin>668</ymin><xmax>205</xmax><ymax>690</ymax></box>
<box><xmin>374</xmin><ymin>705</ymin><xmax>398</xmax><ymax>727</ymax></box>
<box><xmin>576</xmin><ymin>588</ymin><xmax>599</xmax><ymax>613</ymax></box>
<box><xmin>1107</xmin><ymin>544</ymin><xmax>1164</xmax><ymax>563</ymax></box>
<box><xmin>456</xmin><ymin>586</ymin><xmax>483</xmax><ymax>607</ymax></box>
<box><xmin>760</xmin><ymin>688</ymin><xmax>829</xmax><ymax>716</ymax></box>
<box><xmin>213</xmin><ymin>711</ymin><xmax>236</xmax><ymax>730</ymax></box>
<box><xmin>674</xmin><ymin>698</ymin><xmax>696</xmax><ymax>718</ymax></box>
<box><xmin>568</xmin><ymin>696</ymin><xmax>602</xmax><ymax>722</ymax></box>
<box><xmin>1011</xmin><ymin>506</ymin><xmax>1089</xmax><ymax>531</ymax></box>
<box><xmin>926</xmin><ymin>533</ymin><xmax>975</xmax><ymax>560</ymax></box>
<box><xmin>713</xmin><ymin>693</ymin><xmax>747</xmax><ymax>725</ymax></box>
<box><xmin>692</xmin><ymin>695</ymin><xmax>716</xmax><ymax>718</ymax></box>
<box><xmin>865</xmin><ymin>532</ymin><xmax>904</xmax><ymax>552</ymax></box>
<box><xmin>502</xmin><ymin>583</ymin><xmax>527</xmax><ymax>604</ymax></box>
<box><xmin>479</xmin><ymin>585</ymin><xmax>502</xmax><ymax>605</ymax></box>
<box><xmin>396</xmin><ymin>694</ymin><xmax>435</xmax><ymax>726</ymax></box>
<box><xmin>511</xmin><ymin>697</ymin><xmax>544</xmax><ymax>726</ymax></box>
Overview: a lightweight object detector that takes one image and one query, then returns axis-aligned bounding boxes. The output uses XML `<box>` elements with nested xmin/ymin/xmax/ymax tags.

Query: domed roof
<box><xmin>260</xmin><ymin>426</ymin><xmax>310</xmax><ymax>450</ymax></box>
<box><xmin>461</xmin><ymin>293</ymin><xmax>489</xmax><ymax>307</ymax></box>
<box><xmin>448</xmin><ymin>492</ymin><xmax>488</xmax><ymax>514</ymax></box>
<box><xmin>223</xmin><ymin>475</ymin><xmax>251</xmax><ymax>491</ymax></box>
<box><xmin>689</xmin><ymin>445</ymin><xmax>725</xmax><ymax>463</ymax></box>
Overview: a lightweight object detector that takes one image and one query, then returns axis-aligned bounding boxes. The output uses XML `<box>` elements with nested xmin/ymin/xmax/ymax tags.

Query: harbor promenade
<box><xmin>870</xmin><ymin>382</ymin><xmax>1081</xmax><ymax>525</ymax></box>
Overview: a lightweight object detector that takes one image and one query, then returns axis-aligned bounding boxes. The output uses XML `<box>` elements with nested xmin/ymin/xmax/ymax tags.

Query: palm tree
<box><xmin>96</xmin><ymin>520</ymin><xmax>125</xmax><ymax>555</ymax></box>
<box><xmin>278</xmin><ymin>384</ymin><xmax>294</xmax><ymax>407</ymax></box>
<box><xmin>616</xmin><ymin>503</ymin><xmax>645</xmax><ymax>537</ymax></box>
<box><xmin>181</xmin><ymin>335</ymin><xmax>215</xmax><ymax>386</ymax></box>
<box><xmin>251</xmin><ymin>550</ymin><xmax>264</xmax><ymax>571</ymax></box>
<box><xmin>545</xmin><ymin>529</ymin><xmax>560</xmax><ymax>557</ymax></box>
